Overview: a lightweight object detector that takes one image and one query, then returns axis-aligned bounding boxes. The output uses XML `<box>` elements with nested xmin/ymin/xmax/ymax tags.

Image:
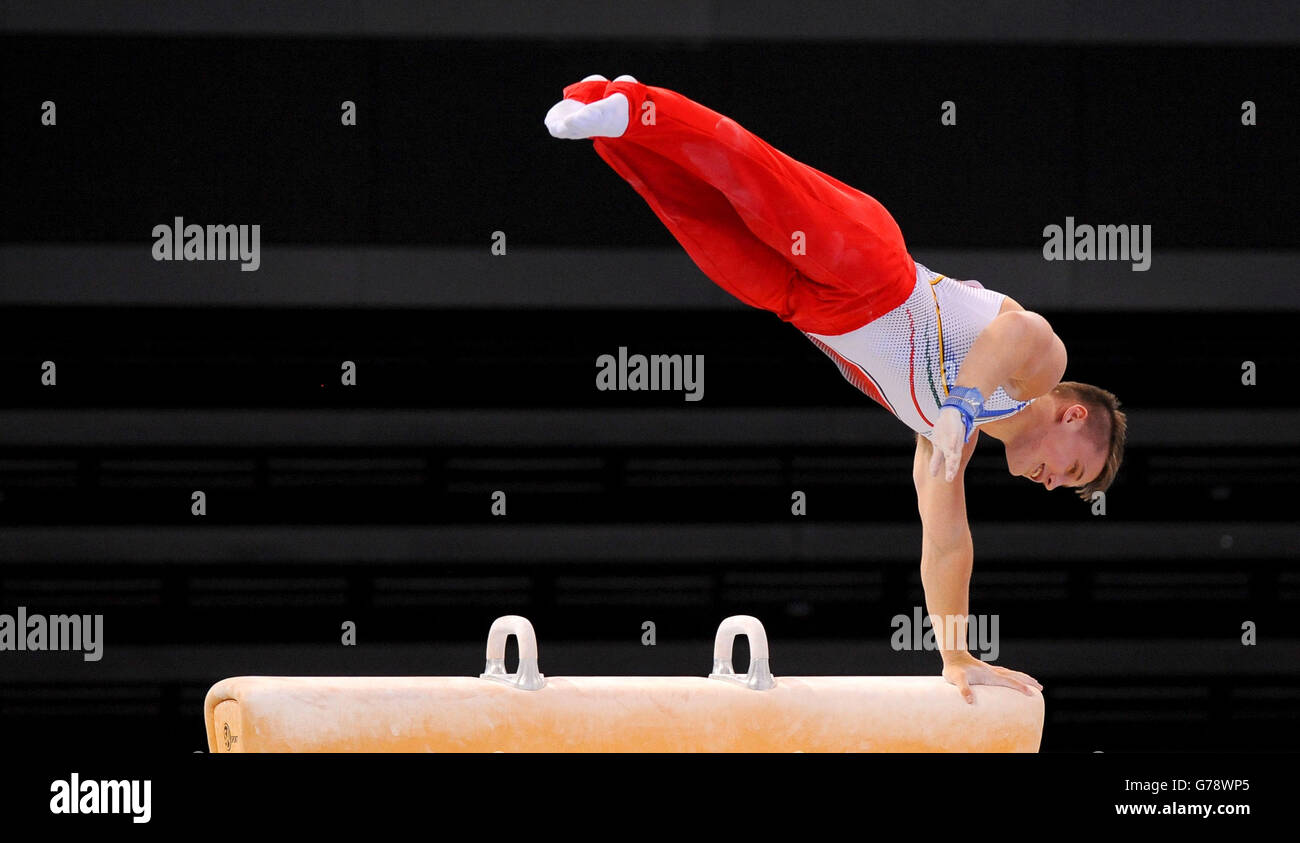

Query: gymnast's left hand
<box><xmin>927</xmin><ymin>407</ymin><xmax>967</xmax><ymax>483</ymax></box>
<box><xmin>941</xmin><ymin>652</ymin><xmax>1043</xmax><ymax>704</ymax></box>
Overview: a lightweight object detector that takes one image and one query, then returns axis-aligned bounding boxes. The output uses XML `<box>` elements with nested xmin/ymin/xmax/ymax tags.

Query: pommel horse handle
<box><xmin>709</xmin><ymin>615</ymin><xmax>776</xmax><ymax>690</ymax></box>
<box><xmin>479</xmin><ymin>615</ymin><xmax>546</xmax><ymax>690</ymax></box>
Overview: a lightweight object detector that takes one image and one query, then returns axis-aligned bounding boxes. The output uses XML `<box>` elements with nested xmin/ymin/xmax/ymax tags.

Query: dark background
<box><xmin>1</xmin><ymin>1</ymin><xmax>1297</xmax><ymax>754</ymax></box>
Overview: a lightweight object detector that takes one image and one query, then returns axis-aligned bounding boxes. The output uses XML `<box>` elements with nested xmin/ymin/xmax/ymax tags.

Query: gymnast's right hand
<box><xmin>941</xmin><ymin>651</ymin><xmax>1042</xmax><ymax>704</ymax></box>
<box><xmin>927</xmin><ymin>406</ymin><xmax>968</xmax><ymax>483</ymax></box>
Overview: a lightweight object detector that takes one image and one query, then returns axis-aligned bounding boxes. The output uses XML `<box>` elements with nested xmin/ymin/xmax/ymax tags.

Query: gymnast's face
<box><xmin>1006</xmin><ymin>402</ymin><xmax>1105</xmax><ymax>492</ymax></box>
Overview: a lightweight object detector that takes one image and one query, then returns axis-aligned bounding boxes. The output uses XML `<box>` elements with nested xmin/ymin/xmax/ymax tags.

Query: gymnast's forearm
<box><xmin>920</xmin><ymin>545</ymin><xmax>974</xmax><ymax>662</ymax></box>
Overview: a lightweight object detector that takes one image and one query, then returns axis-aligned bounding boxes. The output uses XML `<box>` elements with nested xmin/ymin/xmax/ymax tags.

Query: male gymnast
<box><xmin>545</xmin><ymin>75</ymin><xmax>1126</xmax><ymax>702</ymax></box>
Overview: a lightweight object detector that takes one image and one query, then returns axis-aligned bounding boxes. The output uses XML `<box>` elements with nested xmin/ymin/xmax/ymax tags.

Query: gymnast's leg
<box><xmin>547</xmin><ymin>76</ymin><xmax>917</xmax><ymax>335</ymax></box>
<box><xmin>549</xmin><ymin>76</ymin><xmax>807</xmax><ymax>321</ymax></box>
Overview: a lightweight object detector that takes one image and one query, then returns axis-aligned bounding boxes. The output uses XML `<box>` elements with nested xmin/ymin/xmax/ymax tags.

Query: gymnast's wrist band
<box><xmin>941</xmin><ymin>385</ymin><xmax>985</xmax><ymax>442</ymax></box>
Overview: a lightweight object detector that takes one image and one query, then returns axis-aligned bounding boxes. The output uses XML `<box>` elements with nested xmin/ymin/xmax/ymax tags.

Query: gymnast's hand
<box><xmin>927</xmin><ymin>406</ymin><xmax>968</xmax><ymax>483</ymax></box>
<box><xmin>941</xmin><ymin>652</ymin><xmax>1043</xmax><ymax>704</ymax></box>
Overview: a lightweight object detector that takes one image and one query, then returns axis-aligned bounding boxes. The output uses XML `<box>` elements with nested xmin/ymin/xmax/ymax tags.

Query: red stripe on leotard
<box><xmin>905</xmin><ymin>308</ymin><xmax>934</xmax><ymax>427</ymax></box>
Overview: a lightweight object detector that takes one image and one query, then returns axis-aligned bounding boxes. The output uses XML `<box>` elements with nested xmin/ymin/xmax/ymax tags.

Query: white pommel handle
<box><xmin>709</xmin><ymin>615</ymin><xmax>776</xmax><ymax>690</ymax></box>
<box><xmin>480</xmin><ymin>615</ymin><xmax>546</xmax><ymax>690</ymax></box>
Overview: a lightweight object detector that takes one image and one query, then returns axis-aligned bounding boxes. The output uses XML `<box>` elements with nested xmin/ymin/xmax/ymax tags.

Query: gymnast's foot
<box><xmin>544</xmin><ymin>74</ymin><xmax>637</xmax><ymax>139</ymax></box>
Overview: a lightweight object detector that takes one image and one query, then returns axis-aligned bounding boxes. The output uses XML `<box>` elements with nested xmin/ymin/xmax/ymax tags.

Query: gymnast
<box><xmin>546</xmin><ymin>75</ymin><xmax>1127</xmax><ymax>702</ymax></box>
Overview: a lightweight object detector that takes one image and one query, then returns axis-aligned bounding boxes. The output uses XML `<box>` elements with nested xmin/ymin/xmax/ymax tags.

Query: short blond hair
<box><xmin>1052</xmin><ymin>381</ymin><xmax>1127</xmax><ymax>501</ymax></box>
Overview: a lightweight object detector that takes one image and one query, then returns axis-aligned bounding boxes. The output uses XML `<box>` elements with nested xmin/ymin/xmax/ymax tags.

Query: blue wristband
<box><xmin>940</xmin><ymin>385</ymin><xmax>985</xmax><ymax>442</ymax></box>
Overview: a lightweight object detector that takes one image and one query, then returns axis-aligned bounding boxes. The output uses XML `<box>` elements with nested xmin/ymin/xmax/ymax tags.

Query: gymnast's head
<box><xmin>1003</xmin><ymin>381</ymin><xmax>1126</xmax><ymax>499</ymax></box>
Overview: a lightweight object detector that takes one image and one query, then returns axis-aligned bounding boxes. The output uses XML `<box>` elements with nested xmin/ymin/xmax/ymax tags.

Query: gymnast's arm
<box><xmin>913</xmin><ymin>432</ymin><xmax>1042</xmax><ymax>702</ymax></box>
<box><xmin>959</xmin><ymin>308</ymin><xmax>1067</xmax><ymax>403</ymax></box>
<box><xmin>929</xmin><ymin>308</ymin><xmax>1067</xmax><ymax>481</ymax></box>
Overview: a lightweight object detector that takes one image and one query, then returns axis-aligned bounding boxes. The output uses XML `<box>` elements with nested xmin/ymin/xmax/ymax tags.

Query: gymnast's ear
<box><xmin>1059</xmin><ymin>402</ymin><xmax>1090</xmax><ymax>424</ymax></box>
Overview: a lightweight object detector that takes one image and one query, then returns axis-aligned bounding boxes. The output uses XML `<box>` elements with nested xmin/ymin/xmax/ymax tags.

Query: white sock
<box><xmin>544</xmin><ymin>98</ymin><xmax>586</xmax><ymax>135</ymax></box>
<box><xmin>543</xmin><ymin>76</ymin><xmax>606</xmax><ymax>136</ymax></box>
<box><xmin>547</xmin><ymin>92</ymin><xmax>629</xmax><ymax>139</ymax></box>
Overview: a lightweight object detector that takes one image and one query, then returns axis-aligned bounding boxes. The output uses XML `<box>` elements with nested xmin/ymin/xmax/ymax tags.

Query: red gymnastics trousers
<box><xmin>563</xmin><ymin>77</ymin><xmax>917</xmax><ymax>336</ymax></box>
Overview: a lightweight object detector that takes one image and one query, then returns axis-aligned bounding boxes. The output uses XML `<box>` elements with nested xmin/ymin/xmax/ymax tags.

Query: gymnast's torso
<box><xmin>803</xmin><ymin>262</ymin><xmax>1034</xmax><ymax>438</ymax></box>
